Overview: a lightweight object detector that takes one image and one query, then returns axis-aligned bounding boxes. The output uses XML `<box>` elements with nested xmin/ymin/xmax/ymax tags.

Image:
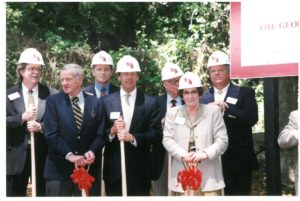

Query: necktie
<box><xmin>100</xmin><ymin>87</ymin><xmax>106</xmax><ymax>97</ymax></box>
<box><xmin>123</xmin><ymin>93</ymin><xmax>132</xmax><ymax>131</ymax></box>
<box><xmin>71</xmin><ymin>96</ymin><xmax>83</xmax><ymax>132</ymax></box>
<box><xmin>170</xmin><ymin>99</ymin><xmax>177</xmax><ymax>107</ymax></box>
<box><xmin>28</xmin><ymin>90</ymin><xmax>36</xmax><ymax>117</ymax></box>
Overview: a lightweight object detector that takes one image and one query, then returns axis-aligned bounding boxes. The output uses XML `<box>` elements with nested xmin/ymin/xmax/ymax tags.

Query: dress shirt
<box><xmin>213</xmin><ymin>83</ymin><xmax>230</xmax><ymax>102</ymax></box>
<box><xmin>95</xmin><ymin>82</ymin><xmax>110</xmax><ymax>98</ymax></box>
<box><xmin>120</xmin><ymin>87</ymin><xmax>137</xmax><ymax>118</ymax></box>
<box><xmin>166</xmin><ymin>94</ymin><xmax>182</xmax><ymax>110</ymax></box>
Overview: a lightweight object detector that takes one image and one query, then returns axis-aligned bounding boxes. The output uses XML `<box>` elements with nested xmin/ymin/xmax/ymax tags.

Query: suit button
<box><xmin>75</xmin><ymin>151</ymin><xmax>78</xmax><ymax>154</ymax></box>
<box><xmin>77</xmin><ymin>136</ymin><xmax>80</xmax><ymax>139</ymax></box>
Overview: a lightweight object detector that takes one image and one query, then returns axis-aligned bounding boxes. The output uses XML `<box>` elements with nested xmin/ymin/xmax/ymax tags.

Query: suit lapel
<box><xmin>13</xmin><ymin>85</ymin><xmax>26</xmax><ymax>115</ymax></box>
<box><xmin>206</xmin><ymin>88</ymin><xmax>215</xmax><ymax>102</ymax></box>
<box><xmin>112</xmin><ymin>91</ymin><xmax>122</xmax><ymax>115</ymax></box>
<box><xmin>36</xmin><ymin>84</ymin><xmax>49</xmax><ymax>121</ymax></box>
<box><xmin>224</xmin><ymin>83</ymin><xmax>240</xmax><ymax>102</ymax></box>
<box><xmin>129</xmin><ymin>90</ymin><xmax>144</xmax><ymax>132</ymax></box>
<box><xmin>82</xmin><ymin>93</ymin><xmax>95</xmax><ymax>129</ymax></box>
<box><xmin>63</xmin><ymin>94</ymin><xmax>78</xmax><ymax>134</ymax></box>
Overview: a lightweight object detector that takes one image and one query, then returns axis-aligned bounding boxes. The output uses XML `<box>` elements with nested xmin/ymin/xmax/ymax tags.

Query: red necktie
<box><xmin>101</xmin><ymin>87</ymin><xmax>106</xmax><ymax>97</ymax></box>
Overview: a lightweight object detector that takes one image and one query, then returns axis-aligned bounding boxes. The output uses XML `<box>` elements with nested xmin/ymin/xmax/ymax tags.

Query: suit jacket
<box><xmin>201</xmin><ymin>83</ymin><xmax>259</xmax><ymax>172</ymax></box>
<box><xmin>150</xmin><ymin>94</ymin><xmax>184</xmax><ymax>180</ymax></box>
<box><xmin>83</xmin><ymin>83</ymin><xmax>119</xmax><ymax>97</ymax></box>
<box><xmin>43</xmin><ymin>91</ymin><xmax>106</xmax><ymax>180</ymax></box>
<box><xmin>163</xmin><ymin>104</ymin><xmax>228</xmax><ymax>192</ymax></box>
<box><xmin>6</xmin><ymin>83</ymin><xmax>58</xmax><ymax>175</ymax></box>
<box><xmin>102</xmin><ymin>89</ymin><xmax>162</xmax><ymax>186</ymax></box>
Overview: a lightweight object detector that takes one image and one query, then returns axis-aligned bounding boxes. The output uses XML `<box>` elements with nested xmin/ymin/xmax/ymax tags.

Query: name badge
<box><xmin>110</xmin><ymin>112</ymin><xmax>120</xmax><ymax>119</ymax></box>
<box><xmin>175</xmin><ymin>116</ymin><xmax>186</xmax><ymax>125</ymax></box>
<box><xmin>228</xmin><ymin>114</ymin><xmax>237</xmax><ymax>119</ymax></box>
<box><xmin>226</xmin><ymin>97</ymin><xmax>238</xmax><ymax>105</ymax></box>
<box><xmin>8</xmin><ymin>92</ymin><xmax>20</xmax><ymax>101</ymax></box>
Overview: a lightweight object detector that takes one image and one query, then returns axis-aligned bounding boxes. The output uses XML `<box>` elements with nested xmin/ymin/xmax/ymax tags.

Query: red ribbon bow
<box><xmin>71</xmin><ymin>167</ymin><xmax>95</xmax><ymax>196</ymax></box>
<box><xmin>177</xmin><ymin>165</ymin><xmax>202</xmax><ymax>191</ymax></box>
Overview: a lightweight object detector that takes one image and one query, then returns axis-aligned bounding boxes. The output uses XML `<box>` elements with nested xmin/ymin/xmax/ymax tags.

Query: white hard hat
<box><xmin>18</xmin><ymin>48</ymin><xmax>45</xmax><ymax>65</ymax></box>
<box><xmin>161</xmin><ymin>63</ymin><xmax>184</xmax><ymax>81</ymax></box>
<box><xmin>116</xmin><ymin>55</ymin><xmax>141</xmax><ymax>73</ymax></box>
<box><xmin>91</xmin><ymin>51</ymin><xmax>114</xmax><ymax>67</ymax></box>
<box><xmin>178</xmin><ymin>72</ymin><xmax>202</xmax><ymax>90</ymax></box>
<box><xmin>207</xmin><ymin>50</ymin><xmax>230</xmax><ymax>68</ymax></box>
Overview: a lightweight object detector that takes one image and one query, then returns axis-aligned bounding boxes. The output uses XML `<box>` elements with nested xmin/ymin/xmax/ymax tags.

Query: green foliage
<box><xmin>6</xmin><ymin>2</ymin><xmax>232</xmax><ymax>96</ymax></box>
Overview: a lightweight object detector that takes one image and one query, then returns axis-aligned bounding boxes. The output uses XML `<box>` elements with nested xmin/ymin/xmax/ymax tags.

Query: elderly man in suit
<box><xmin>201</xmin><ymin>50</ymin><xmax>258</xmax><ymax>195</ymax></box>
<box><xmin>102</xmin><ymin>55</ymin><xmax>162</xmax><ymax>196</ymax></box>
<box><xmin>43</xmin><ymin>63</ymin><xmax>106</xmax><ymax>196</ymax></box>
<box><xmin>84</xmin><ymin>50</ymin><xmax>119</xmax><ymax>98</ymax></box>
<box><xmin>6</xmin><ymin>48</ymin><xmax>58</xmax><ymax>196</ymax></box>
<box><xmin>152</xmin><ymin>63</ymin><xmax>184</xmax><ymax>196</ymax></box>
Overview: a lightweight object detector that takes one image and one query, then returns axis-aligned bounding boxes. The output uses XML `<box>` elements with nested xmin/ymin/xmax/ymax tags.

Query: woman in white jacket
<box><xmin>163</xmin><ymin>72</ymin><xmax>228</xmax><ymax>196</ymax></box>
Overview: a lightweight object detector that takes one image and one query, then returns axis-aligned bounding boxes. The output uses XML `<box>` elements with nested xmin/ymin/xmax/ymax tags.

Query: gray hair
<box><xmin>60</xmin><ymin>63</ymin><xmax>85</xmax><ymax>79</ymax></box>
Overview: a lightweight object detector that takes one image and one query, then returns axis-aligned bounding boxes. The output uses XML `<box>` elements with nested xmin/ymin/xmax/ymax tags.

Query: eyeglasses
<box><xmin>183</xmin><ymin>90</ymin><xmax>198</xmax><ymax>96</ymax></box>
<box><xmin>166</xmin><ymin>79</ymin><xmax>180</xmax><ymax>85</ymax></box>
<box><xmin>209</xmin><ymin>69</ymin><xmax>226</xmax><ymax>74</ymax></box>
<box><xmin>25</xmin><ymin>67</ymin><xmax>42</xmax><ymax>73</ymax></box>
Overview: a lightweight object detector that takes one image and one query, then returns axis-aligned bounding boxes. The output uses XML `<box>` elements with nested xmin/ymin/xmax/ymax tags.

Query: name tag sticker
<box><xmin>228</xmin><ymin>114</ymin><xmax>237</xmax><ymax>119</ymax></box>
<box><xmin>175</xmin><ymin>116</ymin><xmax>186</xmax><ymax>125</ymax></box>
<box><xmin>110</xmin><ymin>112</ymin><xmax>120</xmax><ymax>119</ymax></box>
<box><xmin>8</xmin><ymin>92</ymin><xmax>20</xmax><ymax>101</ymax></box>
<box><xmin>226</xmin><ymin>97</ymin><xmax>238</xmax><ymax>105</ymax></box>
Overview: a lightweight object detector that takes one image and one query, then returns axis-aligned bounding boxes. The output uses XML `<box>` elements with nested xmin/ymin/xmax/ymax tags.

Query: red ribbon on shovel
<box><xmin>71</xmin><ymin>166</ymin><xmax>95</xmax><ymax>196</ymax></box>
<box><xmin>177</xmin><ymin>162</ymin><xmax>202</xmax><ymax>191</ymax></box>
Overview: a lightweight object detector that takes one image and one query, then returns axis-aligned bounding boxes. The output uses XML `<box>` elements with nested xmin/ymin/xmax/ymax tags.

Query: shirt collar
<box><xmin>22</xmin><ymin>83</ymin><xmax>38</xmax><ymax>94</ymax></box>
<box><xmin>69</xmin><ymin>90</ymin><xmax>84</xmax><ymax>102</ymax></box>
<box><xmin>95</xmin><ymin>82</ymin><xmax>110</xmax><ymax>91</ymax></box>
<box><xmin>166</xmin><ymin>94</ymin><xmax>181</xmax><ymax>105</ymax></box>
<box><xmin>213</xmin><ymin>83</ymin><xmax>230</xmax><ymax>94</ymax></box>
<box><xmin>120</xmin><ymin>87</ymin><xmax>137</xmax><ymax>98</ymax></box>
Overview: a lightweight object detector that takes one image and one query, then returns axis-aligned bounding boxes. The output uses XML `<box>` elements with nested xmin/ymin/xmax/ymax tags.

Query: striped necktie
<box><xmin>71</xmin><ymin>96</ymin><xmax>83</xmax><ymax>131</ymax></box>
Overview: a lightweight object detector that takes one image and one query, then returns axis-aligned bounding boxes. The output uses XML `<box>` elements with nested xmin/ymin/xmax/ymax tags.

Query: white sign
<box><xmin>241</xmin><ymin>2</ymin><xmax>299</xmax><ymax>66</ymax></box>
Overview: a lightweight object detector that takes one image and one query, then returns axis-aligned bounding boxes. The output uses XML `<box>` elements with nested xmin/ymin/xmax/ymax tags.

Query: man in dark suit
<box><xmin>152</xmin><ymin>63</ymin><xmax>184</xmax><ymax>196</ymax></box>
<box><xmin>102</xmin><ymin>55</ymin><xmax>162</xmax><ymax>196</ymax></box>
<box><xmin>43</xmin><ymin>63</ymin><xmax>106</xmax><ymax>196</ymax></box>
<box><xmin>84</xmin><ymin>50</ymin><xmax>119</xmax><ymax>98</ymax></box>
<box><xmin>83</xmin><ymin>51</ymin><xmax>119</xmax><ymax>195</ymax></box>
<box><xmin>201</xmin><ymin>50</ymin><xmax>258</xmax><ymax>195</ymax></box>
<box><xmin>6</xmin><ymin>48</ymin><xmax>58</xmax><ymax>196</ymax></box>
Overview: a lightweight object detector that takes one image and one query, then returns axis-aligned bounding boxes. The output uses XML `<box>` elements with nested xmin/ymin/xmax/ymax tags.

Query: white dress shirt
<box><xmin>213</xmin><ymin>83</ymin><xmax>230</xmax><ymax>102</ymax></box>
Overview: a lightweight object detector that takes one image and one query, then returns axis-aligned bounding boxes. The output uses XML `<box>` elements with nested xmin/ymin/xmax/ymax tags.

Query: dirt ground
<box><xmin>250</xmin><ymin>162</ymin><xmax>295</xmax><ymax>196</ymax></box>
